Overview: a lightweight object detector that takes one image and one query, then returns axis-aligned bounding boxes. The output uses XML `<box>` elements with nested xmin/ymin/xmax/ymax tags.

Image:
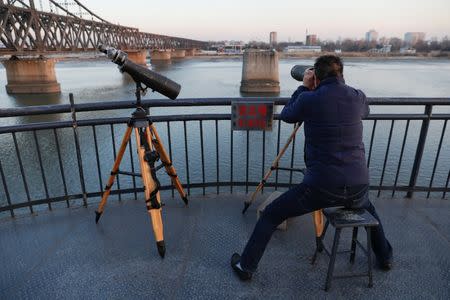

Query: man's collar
<box><xmin>318</xmin><ymin>76</ymin><xmax>345</xmax><ymax>87</ymax></box>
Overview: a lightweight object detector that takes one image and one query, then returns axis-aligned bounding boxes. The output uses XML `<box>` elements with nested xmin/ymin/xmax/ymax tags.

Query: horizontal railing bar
<box><xmin>2</xmin><ymin>183</ymin><xmax>448</xmax><ymax>213</ymax></box>
<box><xmin>367</xmin><ymin>98</ymin><xmax>450</xmax><ymax>105</ymax></box>
<box><xmin>0</xmin><ymin>188</ymin><xmax>145</xmax><ymax>212</ymax></box>
<box><xmin>369</xmin><ymin>185</ymin><xmax>450</xmax><ymax>192</ymax></box>
<box><xmin>275</xmin><ymin>167</ymin><xmax>306</xmax><ymax>174</ymax></box>
<box><xmin>364</xmin><ymin>114</ymin><xmax>448</xmax><ymax>121</ymax></box>
<box><xmin>0</xmin><ymin>115</ymin><xmax>229</xmax><ymax>133</ymax></box>
<box><xmin>117</xmin><ymin>171</ymin><xmax>142</xmax><ymax>178</ymax></box>
<box><xmin>2</xmin><ymin>113</ymin><xmax>450</xmax><ymax>134</ymax></box>
<box><xmin>365</xmin><ymin>114</ymin><xmax>426</xmax><ymax>120</ymax></box>
<box><xmin>1</xmin><ymin>97</ymin><xmax>449</xmax><ymax>117</ymax></box>
<box><xmin>431</xmin><ymin>114</ymin><xmax>450</xmax><ymax>120</ymax></box>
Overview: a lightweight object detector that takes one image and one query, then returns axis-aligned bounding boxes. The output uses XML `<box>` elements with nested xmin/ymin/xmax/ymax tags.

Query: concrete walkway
<box><xmin>1</xmin><ymin>193</ymin><xmax>449</xmax><ymax>299</ymax></box>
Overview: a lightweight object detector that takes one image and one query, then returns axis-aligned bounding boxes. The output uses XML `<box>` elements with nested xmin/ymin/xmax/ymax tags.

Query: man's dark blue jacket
<box><xmin>280</xmin><ymin>76</ymin><xmax>370</xmax><ymax>189</ymax></box>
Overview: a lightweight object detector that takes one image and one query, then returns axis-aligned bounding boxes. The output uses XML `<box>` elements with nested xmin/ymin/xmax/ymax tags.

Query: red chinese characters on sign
<box><xmin>232</xmin><ymin>101</ymin><xmax>274</xmax><ymax>131</ymax></box>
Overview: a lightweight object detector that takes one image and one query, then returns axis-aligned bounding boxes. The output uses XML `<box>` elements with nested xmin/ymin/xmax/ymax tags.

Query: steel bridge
<box><xmin>0</xmin><ymin>0</ymin><xmax>208</xmax><ymax>55</ymax></box>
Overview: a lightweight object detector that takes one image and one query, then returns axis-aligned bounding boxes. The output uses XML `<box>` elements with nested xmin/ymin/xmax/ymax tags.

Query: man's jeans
<box><xmin>239</xmin><ymin>183</ymin><xmax>393</xmax><ymax>273</ymax></box>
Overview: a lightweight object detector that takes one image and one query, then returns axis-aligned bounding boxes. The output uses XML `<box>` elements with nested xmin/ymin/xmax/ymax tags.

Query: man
<box><xmin>231</xmin><ymin>55</ymin><xmax>393</xmax><ymax>281</ymax></box>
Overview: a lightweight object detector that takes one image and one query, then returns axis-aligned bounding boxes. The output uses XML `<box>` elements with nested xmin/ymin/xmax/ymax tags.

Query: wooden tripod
<box><xmin>95</xmin><ymin>85</ymin><xmax>188</xmax><ymax>258</ymax></box>
<box><xmin>242</xmin><ymin>122</ymin><xmax>324</xmax><ymax>250</ymax></box>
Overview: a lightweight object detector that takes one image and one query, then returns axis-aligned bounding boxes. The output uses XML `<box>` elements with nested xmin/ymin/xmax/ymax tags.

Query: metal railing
<box><xmin>0</xmin><ymin>97</ymin><xmax>449</xmax><ymax>217</ymax></box>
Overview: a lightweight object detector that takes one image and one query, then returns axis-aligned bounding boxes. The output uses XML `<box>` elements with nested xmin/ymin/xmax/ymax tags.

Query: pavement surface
<box><xmin>1</xmin><ymin>192</ymin><xmax>449</xmax><ymax>299</ymax></box>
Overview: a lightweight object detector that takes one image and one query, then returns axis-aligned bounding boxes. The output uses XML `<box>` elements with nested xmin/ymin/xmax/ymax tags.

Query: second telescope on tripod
<box><xmin>98</xmin><ymin>45</ymin><xmax>181</xmax><ymax>100</ymax></box>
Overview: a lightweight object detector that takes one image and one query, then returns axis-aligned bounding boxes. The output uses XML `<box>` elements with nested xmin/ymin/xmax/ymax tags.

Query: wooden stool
<box><xmin>311</xmin><ymin>207</ymin><xmax>379</xmax><ymax>291</ymax></box>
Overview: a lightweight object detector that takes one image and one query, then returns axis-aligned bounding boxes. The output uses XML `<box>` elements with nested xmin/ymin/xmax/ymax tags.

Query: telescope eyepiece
<box><xmin>98</xmin><ymin>44</ymin><xmax>127</xmax><ymax>65</ymax></box>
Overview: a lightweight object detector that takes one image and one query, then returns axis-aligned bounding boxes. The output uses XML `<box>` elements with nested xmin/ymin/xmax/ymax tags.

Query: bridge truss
<box><xmin>0</xmin><ymin>0</ymin><xmax>208</xmax><ymax>55</ymax></box>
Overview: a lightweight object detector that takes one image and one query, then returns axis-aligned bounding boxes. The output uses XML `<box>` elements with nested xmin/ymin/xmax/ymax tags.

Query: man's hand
<box><xmin>303</xmin><ymin>68</ymin><xmax>317</xmax><ymax>90</ymax></box>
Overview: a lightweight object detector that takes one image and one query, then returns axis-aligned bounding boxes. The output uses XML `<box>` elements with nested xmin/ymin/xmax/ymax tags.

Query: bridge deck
<box><xmin>1</xmin><ymin>193</ymin><xmax>449</xmax><ymax>299</ymax></box>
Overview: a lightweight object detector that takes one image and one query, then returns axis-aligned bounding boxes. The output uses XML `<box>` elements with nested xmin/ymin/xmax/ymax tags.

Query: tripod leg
<box><xmin>243</xmin><ymin>122</ymin><xmax>302</xmax><ymax>214</ymax></box>
<box><xmin>135</xmin><ymin>127</ymin><xmax>166</xmax><ymax>258</ymax></box>
<box><xmin>95</xmin><ymin>126</ymin><xmax>133</xmax><ymax>223</ymax></box>
<box><xmin>149</xmin><ymin>124</ymin><xmax>188</xmax><ymax>205</ymax></box>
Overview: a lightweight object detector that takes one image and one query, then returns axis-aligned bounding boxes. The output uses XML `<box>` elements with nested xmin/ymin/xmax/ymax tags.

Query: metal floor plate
<box><xmin>1</xmin><ymin>192</ymin><xmax>449</xmax><ymax>299</ymax></box>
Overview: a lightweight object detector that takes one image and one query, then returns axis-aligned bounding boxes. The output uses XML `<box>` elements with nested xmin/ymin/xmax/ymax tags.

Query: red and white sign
<box><xmin>232</xmin><ymin>101</ymin><xmax>274</xmax><ymax>131</ymax></box>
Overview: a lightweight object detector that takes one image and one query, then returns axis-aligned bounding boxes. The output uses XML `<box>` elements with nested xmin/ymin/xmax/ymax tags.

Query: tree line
<box><xmin>270</xmin><ymin>37</ymin><xmax>450</xmax><ymax>53</ymax></box>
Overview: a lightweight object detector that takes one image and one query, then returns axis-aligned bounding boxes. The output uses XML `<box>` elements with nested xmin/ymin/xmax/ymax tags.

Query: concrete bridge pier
<box><xmin>240</xmin><ymin>49</ymin><xmax>280</xmax><ymax>94</ymax></box>
<box><xmin>125</xmin><ymin>50</ymin><xmax>148</xmax><ymax>66</ymax></box>
<box><xmin>2</xmin><ymin>56</ymin><xmax>61</xmax><ymax>94</ymax></box>
<box><xmin>185</xmin><ymin>49</ymin><xmax>196</xmax><ymax>57</ymax></box>
<box><xmin>150</xmin><ymin>50</ymin><xmax>172</xmax><ymax>61</ymax></box>
<box><xmin>171</xmin><ymin>49</ymin><xmax>186</xmax><ymax>59</ymax></box>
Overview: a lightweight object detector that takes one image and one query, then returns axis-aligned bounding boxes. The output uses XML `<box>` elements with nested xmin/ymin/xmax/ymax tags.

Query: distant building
<box><xmin>270</xmin><ymin>32</ymin><xmax>277</xmax><ymax>46</ymax></box>
<box><xmin>368</xmin><ymin>45</ymin><xmax>392</xmax><ymax>54</ymax></box>
<box><xmin>207</xmin><ymin>41</ymin><xmax>244</xmax><ymax>54</ymax></box>
<box><xmin>400</xmin><ymin>47</ymin><xmax>417</xmax><ymax>54</ymax></box>
<box><xmin>223</xmin><ymin>41</ymin><xmax>244</xmax><ymax>54</ymax></box>
<box><xmin>365</xmin><ymin>30</ymin><xmax>379</xmax><ymax>43</ymax></box>
<box><xmin>404</xmin><ymin>32</ymin><xmax>426</xmax><ymax>46</ymax></box>
<box><xmin>284</xmin><ymin>45</ymin><xmax>322</xmax><ymax>53</ymax></box>
<box><xmin>381</xmin><ymin>45</ymin><xmax>392</xmax><ymax>53</ymax></box>
<box><xmin>306</xmin><ymin>34</ymin><xmax>317</xmax><ymax>46</ymax></box>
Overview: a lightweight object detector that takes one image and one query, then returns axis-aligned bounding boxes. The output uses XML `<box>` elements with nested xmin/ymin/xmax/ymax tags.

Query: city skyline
<box><xmin>80</xmin><ymin>0</ymin><xmax>449</xmax><ymax>42</ymax></box>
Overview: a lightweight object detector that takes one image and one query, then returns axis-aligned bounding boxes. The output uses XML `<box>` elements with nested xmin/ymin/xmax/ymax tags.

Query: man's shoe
<box><xmin>378</xmin><ymin>259</ymin><xmax>393</xmax><ymax>271</ymax></box>
<box><xmin>231</xmin><ymin>253</ymin><xmax>252</xmax><ymax>281</ymax></box>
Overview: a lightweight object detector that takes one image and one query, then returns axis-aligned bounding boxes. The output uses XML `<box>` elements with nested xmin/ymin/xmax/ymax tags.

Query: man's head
<box><xmin>313</xmin><ymin>55</ymin><xmax>343</xmax><ymax>81</ymax></box>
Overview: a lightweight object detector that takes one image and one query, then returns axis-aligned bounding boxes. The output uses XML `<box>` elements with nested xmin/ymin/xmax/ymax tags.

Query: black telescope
<box><xmin>290</xmin><ymin>65</ymin><xmax>313</xmax><ymax>82</ymax></box>
<box><xmin>98</xmin><ymin>45</ymin><xmax>181</xmax><ymax>100</ymax></box>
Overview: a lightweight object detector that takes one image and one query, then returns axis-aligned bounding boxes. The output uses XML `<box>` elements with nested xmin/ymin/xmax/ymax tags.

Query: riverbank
<box><xmin>194</xmin><ymin>51</ymin><xmax>450</xmax><ymax>60</ymax></box>
<box><xmin>284</xmin><ymin>51</ymin><xmax>450</xmax><ymax>59</ymax></box>
<box><xmin>1</xmin><ymin>51</ymin><xmax>448</xmax><ymax>63</ymax></box>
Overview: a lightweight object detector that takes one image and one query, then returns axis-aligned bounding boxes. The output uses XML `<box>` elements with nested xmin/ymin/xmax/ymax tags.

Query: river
<box><xmin>2</xmin><ymin>57</ymin><xmax>450</xmax><ymax>106</ymax></box>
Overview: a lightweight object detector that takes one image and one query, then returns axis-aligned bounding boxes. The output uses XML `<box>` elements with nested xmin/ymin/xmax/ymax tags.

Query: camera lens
<box><xmin>291</xmin><ymin>65</ymin><xmax>311</xmax><ymax>82</ymax></box>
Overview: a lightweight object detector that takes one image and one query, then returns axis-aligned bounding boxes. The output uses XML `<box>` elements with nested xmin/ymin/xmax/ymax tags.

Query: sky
<box><xmin>80</xmin><ymin>0</ymin><xmax>449</xmax><ymax>42</ymax></box>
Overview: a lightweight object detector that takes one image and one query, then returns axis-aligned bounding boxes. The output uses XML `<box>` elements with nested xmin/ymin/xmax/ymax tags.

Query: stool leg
<box><xmin>350</xmin><ymin>227</ymin><xmax>359</xmax><ymax>264</ymax></box>
<box><xmin>325</xmin><ymin>228</ymin><xmax>341</xmax><ymax>292</ymax></box>
<box><xmin>366</xmin><ymin>226</ymin><xmax>373</xmax><ymax>288</ymax></box>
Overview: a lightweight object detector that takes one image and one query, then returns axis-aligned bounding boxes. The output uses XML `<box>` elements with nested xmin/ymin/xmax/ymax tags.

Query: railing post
<box><xmin>70</xmin><ymin>94</ymin><xmax>88</xmax><ymax>206</ymax></box>
<box><xmin>407</xmin><ymin>104</ymin><xmax>433</xmax><ymax>198</ymax></box>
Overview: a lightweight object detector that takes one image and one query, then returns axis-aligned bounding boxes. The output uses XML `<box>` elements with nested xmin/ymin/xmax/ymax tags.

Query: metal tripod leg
<box><xmin>137</xmin><ymin>127</ymin><xmax>166</xmax><ymax>258</ymax></box>
<box><xmin>149</xmin><ymin>124</ymin><xmax>188</xmax><ymax>205</ymax></box>
<box><xmin>95</xmin><ymin>126</ymin><xmax>133</xmax><ymax>223</ymax></box>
